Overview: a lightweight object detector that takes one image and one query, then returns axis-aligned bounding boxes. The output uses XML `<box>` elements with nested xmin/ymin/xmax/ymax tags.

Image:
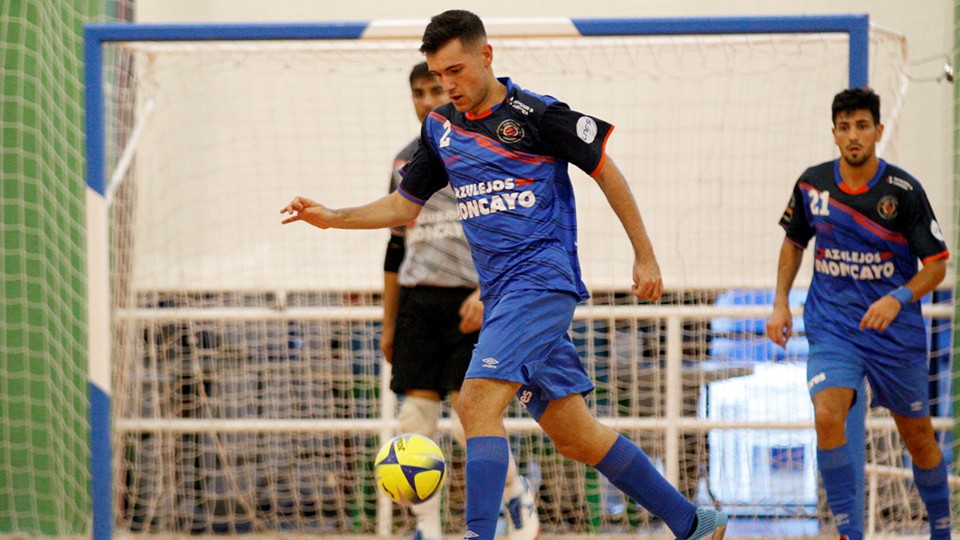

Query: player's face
<box><xmin>832</xmin><ymin>109</ymin><xmax>884</xmax><ymax>168</ymax></box>
<box><xmin>426</xmin><ymin>38</ymin><xmax>494</xmax><ymax>115</ymax></box>
<box><xmin>410</xmin><ymin>75</ymin><xmax>448</xmax><ymax>124</ymax></box>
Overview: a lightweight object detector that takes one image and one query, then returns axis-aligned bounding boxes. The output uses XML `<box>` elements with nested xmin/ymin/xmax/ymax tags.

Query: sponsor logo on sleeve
<box><xmin>576</xmin><ymin>116</ymin><xmax>597</xmax><ymax>143</ymax></box>
<box><xmin>885</xmin><ymin>175</ymin><xmax>913</xmax><ymax>191</ymax></box>
<box><xmin>931</xmin><ymin>220</ymin><xmax>945</xmax><ymax>242</ymax></box>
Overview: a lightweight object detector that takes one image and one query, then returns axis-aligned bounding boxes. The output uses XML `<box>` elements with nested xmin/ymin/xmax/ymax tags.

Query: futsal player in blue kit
<box><xmin>383</xmin><ymin>62</ymin><xmax>539</xmax><ymax>540</ymax></box>
<box><xmin>282</xmin><ymin>10</ymin><xmax>727</xmax><ymax>540</ymax></box>
<box><xmin>766</xmin><ymin>88</ymin><xmax>951</xmax><ymax>540</ymax></box>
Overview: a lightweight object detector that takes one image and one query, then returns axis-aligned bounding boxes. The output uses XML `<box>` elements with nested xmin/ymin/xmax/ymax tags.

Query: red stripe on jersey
<box><xmin>829</xmin><ymin>197</ymin><xmax>908</xmax><ymax>244</ymax></box>
<box><xmin>449</xmin><ymin>123</ymin><xmax>556</xmax><ymax>166</ymax></box>
<box><xmin>796</xmin><ymin>181</ymin><xmax>907</xmax><ymax>244</ymax></box>
<box><xmin>427</xmin><ymin>110</ymin><xmax>555</xmax><ymax>166</ymax></box>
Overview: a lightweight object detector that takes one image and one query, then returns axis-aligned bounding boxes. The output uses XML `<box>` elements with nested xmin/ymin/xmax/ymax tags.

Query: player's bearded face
<box><xmin>832</xmin><ymin>109</ymin><xmax>883</xmax><ymax>168</ymax></box>
<box><xmin>426</xmin><ymin>38</ymin><xmax>493</xmax><ymax>115</ymax></box>
<box><xmin>411</xmin><ymin>76</ymin><xmax>449</xmax><ymax>123</ymax></box>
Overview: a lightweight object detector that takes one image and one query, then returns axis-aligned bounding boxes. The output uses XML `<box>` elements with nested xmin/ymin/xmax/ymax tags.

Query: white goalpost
<box><xmin>84</xmin><ymin>16</ymin><xmax>957</xmax><ymax>540</ymax></box>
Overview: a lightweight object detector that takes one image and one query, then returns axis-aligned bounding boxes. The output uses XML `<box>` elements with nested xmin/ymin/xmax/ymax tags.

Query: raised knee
<box><xmin>398</xmin><ymin>396</ymin><xmax>442</xmax><ymax>438</ymax></box>
<box><xmin>814</xmin><ymin>407</ymin><xmax>846</xmax><ymax>435</ymax></box>
<box><xmin>902</xmin><ymin>428</ymin><xmax>940</xmax><ymax>461</ymax></box>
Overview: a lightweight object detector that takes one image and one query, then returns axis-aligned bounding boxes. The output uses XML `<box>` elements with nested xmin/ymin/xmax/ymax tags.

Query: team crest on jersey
<box><xmin>497</xmin><ymin>119</ymin><xmax>524</xmax><ymax>143</ymax></box>
<box><xmin>877</xmin><ymin>195</ymin><xmax>898</xmax><ymax>220</ymax></box>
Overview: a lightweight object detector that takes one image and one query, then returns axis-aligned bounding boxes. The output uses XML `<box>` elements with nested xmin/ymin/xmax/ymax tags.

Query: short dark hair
<box><xmin>832</xmin><ymin>87</ymin><xmax>881</xmax><ymax>125</ymax></box>
<box><xmin>420</xmin><ymin>10</ymin><xmax>486</xmax><ymax>54</ymax></box>
<box><xmin>409</xmin><ymin>62</ymin><xmax>432</xmax><ymax>86</ymax></box>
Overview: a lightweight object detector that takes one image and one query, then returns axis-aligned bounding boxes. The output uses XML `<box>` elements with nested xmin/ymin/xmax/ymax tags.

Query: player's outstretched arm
<box><xmin>766</xmin><ymin>240</ymin><xmax>803</xmax><ymax>347</ymax></box>
<box><xmin>859</xmin><ymin>257</ymin><xmax>947</xmax><ymax>331</ymax></box>
<box><xmin>280</xmin><ymin>191</ymin><xmax>421</xmax><ymax>230</ymax></box>
<box><xmin>591</xmin><ymin>156</ymin><xmax>663</xmax><ymax>302</ymax></box>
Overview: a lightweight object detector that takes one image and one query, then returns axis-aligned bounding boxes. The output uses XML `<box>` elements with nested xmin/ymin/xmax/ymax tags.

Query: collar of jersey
<box><xmin>834</xmin><ymin>158</ymin><xmax>887</xmax><ymax>195</ymax></box>
<box><xmin>465</xmin><ymin>77</ymin><xmax>515</xmax><ymax>120</ymax></box>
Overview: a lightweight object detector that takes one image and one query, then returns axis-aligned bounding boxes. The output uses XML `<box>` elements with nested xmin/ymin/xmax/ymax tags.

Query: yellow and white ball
<box><xmin>374</xmin><ymin>433</ymin><xmax>447</xmax><ymax>505</ymax></box>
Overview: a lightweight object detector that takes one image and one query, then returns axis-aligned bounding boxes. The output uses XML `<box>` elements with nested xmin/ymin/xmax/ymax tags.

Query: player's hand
<box><xmin>280</xmin><ymin>196</ymin><xmax>335</xmax><ymax>228</ymax></box>
<box><xmin>631</xmin><ymin>258</ymin><xmax>663</xmax><ymax>302</ymax></box>
<box><xmin>380</xmin><ymin>326</ymin><xmax>394</xmax><ymax>364</ymax></box>
<box><xmin>859</xmin><ymin>295</ymin><xmax>901</xmax><ymax>332</ymax></box>
<box><xmin>765</xmin><ymin>305</ymin><xmax>793</xmax><ymax>348</ymax></box>
<box><xmin>458</xmin><ymin>289</ymin><xmax>483</xmax><ymax>334</ymax></box>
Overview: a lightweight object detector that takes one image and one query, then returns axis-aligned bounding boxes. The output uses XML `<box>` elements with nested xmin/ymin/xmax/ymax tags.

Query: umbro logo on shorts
<box><xmin>481</xmin><ymin>357</ymin><xmax>499</xmax><ymax>369</ymax></box>
<box><xmin>463</xmin><ymin>531</ymin><xmax>479</xmax><ymax>539</ymax></box>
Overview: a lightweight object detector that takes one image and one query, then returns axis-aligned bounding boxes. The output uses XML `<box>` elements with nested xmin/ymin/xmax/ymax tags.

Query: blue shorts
<box><xmin>806</xmin><ymin>341</ymin><xmax>929</xmax><ymax>418</ymax></box>
<box><xmin>465</xmin><ymin>290</ymin><xmax>594</xmax><ymax>420</ymax></box>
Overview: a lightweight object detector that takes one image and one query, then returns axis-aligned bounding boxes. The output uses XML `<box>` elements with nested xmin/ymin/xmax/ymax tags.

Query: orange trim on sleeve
<box><xmin>589</xmin><ymin>125</ymin><xmax>616</xmax><ymax>177</ymax></box>
<box><xmin>922</xmin><ymin>250</ymin><xmax>950</xmax><ymax>264</ymax></box>
<box><xmin>784</xmin><ymin>236</ymin><xmax>807</xmax><ymax>250</ymax></box>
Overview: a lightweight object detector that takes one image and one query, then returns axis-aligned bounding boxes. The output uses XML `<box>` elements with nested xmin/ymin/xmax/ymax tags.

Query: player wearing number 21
<box><xmin>766</xmin><ymin>87</ymin><xmax>951</xmax><ymax>540</ymax></box>
<box><xmin>282</xmin><ymin>9</ymin><xmax>726</xmax><ymax>540</ymax></box>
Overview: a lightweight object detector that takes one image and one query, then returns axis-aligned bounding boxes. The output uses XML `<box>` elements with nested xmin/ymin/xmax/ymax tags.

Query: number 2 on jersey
<box><xmin>808</xmin><ymin>189</ymin><xmax>830</xmax><ymax>216</ymax></box>
<box><xmin>439</xmin><ymin>120</ymin><xmax>452</xmax><ymax>148</ymax></box>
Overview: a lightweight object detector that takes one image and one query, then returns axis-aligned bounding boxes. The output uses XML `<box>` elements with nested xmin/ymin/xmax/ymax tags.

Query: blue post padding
<box><xmin>83</xmin><ymin>26</ymin><xmax>105</xmax><ymax>195</ymax></box>
<box><xmin>90</xmin><ymin>383</ymin><xmax>111</xmax><ymax>540</ymax></box>
<box><xmin>84</xmin><ymin>21</ymin><xmax>368</xmax><ymax>42</ymax></box>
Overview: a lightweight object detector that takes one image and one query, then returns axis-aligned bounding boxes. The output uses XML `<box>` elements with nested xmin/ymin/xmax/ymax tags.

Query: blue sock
<box><xmin>594</xmin><ymin>434</ymin><xmax>696</xmax><ymax>538</ymax></box>
<box><xmin>818</xmin><ymin>446</ymin><xmax>862</xmax><ymax>540</ymax></box>
<box><xmin>912</xmin><ymin>460</ymin><xmax>951</xmax><ymax>539</ymax></box>
<box><xmin>465</xmin><ymin>437</ymin><xmax>510</xmax><ymax>540</ymax></box>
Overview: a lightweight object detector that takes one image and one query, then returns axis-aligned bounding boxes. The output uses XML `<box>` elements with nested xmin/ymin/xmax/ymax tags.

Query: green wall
<box><xmin>1</xmin><ymin>0</ymin><xmax>107</xmax><ymax>535</ymax></box>
<box><xmin>954</xmin><ymin>0</ymin><xmax>960</xmax><ymax>473</ymax></box>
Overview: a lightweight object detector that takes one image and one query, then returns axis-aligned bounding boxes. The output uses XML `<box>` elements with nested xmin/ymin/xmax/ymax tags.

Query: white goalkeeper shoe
<box><xmin>505</xmin><ymin>476</ymin><xmax>539</xmax><ymax>540</ymax></box>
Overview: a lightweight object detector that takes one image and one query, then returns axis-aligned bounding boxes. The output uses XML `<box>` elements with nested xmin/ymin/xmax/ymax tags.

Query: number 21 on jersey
<box><xmin>808</xmin><ymin>189</ymin><xmax>830</xmax><ymax>216</ymax></box>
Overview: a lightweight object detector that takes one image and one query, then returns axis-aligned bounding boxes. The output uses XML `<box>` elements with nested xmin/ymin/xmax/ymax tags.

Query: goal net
<box><xmin>86</xmin><ymin>17</ymin><xmax>957</xmax><ymax>539</ymax></box>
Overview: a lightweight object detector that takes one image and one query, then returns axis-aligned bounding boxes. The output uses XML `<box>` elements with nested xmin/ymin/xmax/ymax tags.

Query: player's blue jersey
<box><xmin>779</xmin><ymin>159</ymin><xmax>950</xmax><ymax>356</ymax></box>
<box><xmin>398</xmin><ymin>77</ymin><xmax>614</xmax><ymax>301</ymax></box>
